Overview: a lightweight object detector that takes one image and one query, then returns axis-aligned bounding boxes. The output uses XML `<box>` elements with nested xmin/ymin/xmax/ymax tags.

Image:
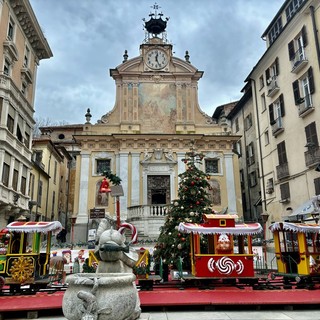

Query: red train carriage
<box><xmin>0</xmin><ymin>220</ymin><xmax>62</xmax><ymax>293</ymax></box>
<box><xmin>178</xmin><ymin>214</ymin><xmax>263</xmax><ymax>278</ymax></box>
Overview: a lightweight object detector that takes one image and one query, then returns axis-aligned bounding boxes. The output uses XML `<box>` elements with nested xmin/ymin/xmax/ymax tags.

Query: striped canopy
<box><xmin>270</xmin><ymin>222</ymin><xmax>320</xmax><ymax>234</ymax></box>
<box><xmin>178</xmin><ymin>222</ymin><xmax>263</xmax><ymax>236</ymax></box>
<box><xmin>6</xmin><ymin>221</ymin><xmax>63</xmax><ymax>235</ymax></box>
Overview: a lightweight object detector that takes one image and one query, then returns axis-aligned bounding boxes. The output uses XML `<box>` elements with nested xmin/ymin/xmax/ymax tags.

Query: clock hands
<box><xmin>155</xmin><ymin>51</ymin><xmax>160</xmax><ymax>67</ymax></box>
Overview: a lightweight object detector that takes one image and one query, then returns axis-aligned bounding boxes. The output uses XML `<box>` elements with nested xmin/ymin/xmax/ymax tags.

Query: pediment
<box><xmin>112</xmin><ymin>55</ymin><xmax>202</xmax><ymax>78</ymax></box>
<box><xmin>171</xmin><ymin>57</ymin><xmax>199</xmax><ymax>74</ymax></box>
<box><xmin>115</xmin><ymin>57</ymin><xmax>143</xmax><ymax>73</ymax></box>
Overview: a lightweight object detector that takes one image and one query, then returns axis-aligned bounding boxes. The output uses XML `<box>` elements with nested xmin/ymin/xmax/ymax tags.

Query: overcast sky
<box><xmin>29</xmin><ymin>0</ymin><xmax>282</xmax><ymax>125</ymax></box>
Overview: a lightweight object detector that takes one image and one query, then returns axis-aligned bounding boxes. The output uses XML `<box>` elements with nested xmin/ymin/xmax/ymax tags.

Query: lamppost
<box><xmin>100</xmin><ymin>171</ymin><xmax>123</xmax><ymax>229</ymax></box>
<box><xmin>261</xmin><ymin>212</ymin><xmax>269</xmax><ymax>269</ymax></box>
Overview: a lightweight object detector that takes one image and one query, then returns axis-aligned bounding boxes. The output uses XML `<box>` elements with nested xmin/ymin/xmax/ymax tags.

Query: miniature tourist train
<box><xmin>0</xmin><ymin>220</ymin><xmax>63</xmax><ymax>293</ymax></box>
<box><xmin>1</xmin><ymin>213</ymin><xmax>320</xmax><ymax>294</ymax></box>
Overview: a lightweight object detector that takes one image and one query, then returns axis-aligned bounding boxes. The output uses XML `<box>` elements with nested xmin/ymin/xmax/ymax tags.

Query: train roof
<box><xmin>270</xmin><ymin>222</ymin><xmax>320</xmax><ymax>233</ymax></box>
<box><xmin>6</xmin><ymin>221</ymin><xmax>63</xmax><ymax>235</ymax></box>
<box><xmin>178</xmin><ymin>222</ymin><xmax>263</xmax><ymax>235</ymax></box>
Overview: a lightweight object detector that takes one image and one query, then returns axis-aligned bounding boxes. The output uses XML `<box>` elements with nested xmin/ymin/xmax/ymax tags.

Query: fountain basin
<box><xmin>62</xmin><ymin>273</ymin><xmax>139</xmax><ymax>320</ymax></box>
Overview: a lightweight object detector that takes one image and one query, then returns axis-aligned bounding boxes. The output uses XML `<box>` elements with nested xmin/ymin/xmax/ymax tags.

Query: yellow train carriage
<box><xmin>270</xmin><ymin>222</ymin><xmax>320</xmax><ymax>278</ymax></box>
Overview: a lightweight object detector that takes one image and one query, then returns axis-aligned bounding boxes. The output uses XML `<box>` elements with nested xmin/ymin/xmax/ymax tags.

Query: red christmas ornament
<box><xmin>181</xmin><ymin>238</ymin><xmax>186</xmax><ymax>241</ymax></box>
<box><xmin>196</xmin><ymin>201</ymin><xmax>200</xmax><ymax>205</ymax></box>
<box><xmin>191</xmin><ymin>181</ymin><xmax>195</xmax><ymax>186</ymax></box>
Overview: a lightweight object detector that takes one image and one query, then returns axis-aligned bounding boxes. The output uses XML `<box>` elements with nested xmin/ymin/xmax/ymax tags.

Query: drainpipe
<box><xmin>310</xmin><ymin>6</ymin><xmax>320</xmax><ymax>69</ymax></box>
<box><xmin>251</xmin><ymin>79</ymin><xmax>267</xmax><ymax>212</ymax></box>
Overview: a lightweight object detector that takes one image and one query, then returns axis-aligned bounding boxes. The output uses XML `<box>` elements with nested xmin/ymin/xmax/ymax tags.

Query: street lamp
<box><xmin>110</xmin><ymin>185</ymin><xmax>124</xmax><ymax>229</ymax></box>
<box><xmin>261</xmin><ymin>212</ymin><xmax>269</xmax><ymax>269</ymax></box>
<box><xmin>101</xmin><ymin>171</ymin><xmax>123</xmax><ymax>229</ymax></box>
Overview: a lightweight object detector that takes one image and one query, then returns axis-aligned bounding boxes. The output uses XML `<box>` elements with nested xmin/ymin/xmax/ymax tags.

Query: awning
<box><xmin>288</xmin><ymin>199</ymin><xmax>316</xmax><ymax>221</ymax></box>
<box><xmin>6</xmin><ymin>221</ymin><xmax>62</xmax><ymax>235</ymax></box>
<box><xmin>270</xmin><ymin>222</ymin><xmax>320</xmax><ymax>234</ymax></box>
<box><xmin>178</xmin><ymin>222</ymin><xmax>263</xmax><ymax>236</ymax></box>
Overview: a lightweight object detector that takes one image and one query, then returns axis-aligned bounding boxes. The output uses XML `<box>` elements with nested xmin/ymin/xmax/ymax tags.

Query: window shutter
<box><xmin>245</xmin><ymin>146</ymin><xmax>249</xmax><ymax>165</ymax></box>
<box><xmin>275</xmin><ymin>57</ymin><xmax>280</xmax><ymax>75</ymax></box>
<box><xmin>288</xmin><ymin>40</ymin><xmax>295</xmax><ymax>61</ymax></box>
<box><xmin>302</xmin><ymin>25</ymin><xmax>308</xmax><ymax>47</ymax></box>
<box><xmin>265</xmin><ymin>68</ymin><xmax>270</xmax><ymax>82</ymax></box>
<box><xmin>277</xmin><ymin>141</ymin><xmax>287</xmax><ymax>165</ymax></box>
<box><xmin>279</xmin><ymin>94</ymin><xmax>285</xmax><ymax>117</ymax></box>
<box><xmin>305</xmin><ymin>122</ymin><xmax>319</xmax><ymax>146</ymax></box>
<box><xmin>269</xmin><ymin>104</ymin><xmax>274</xmax><ymax>124</ymax></box>
<box><xmin>292</xmin><ymin>80</ymin><xmax>300</xmax><ymax>105</ymax></box>
<box><xmin>308</xmin><ymin>66</ymin><xmax>315</xmax><ymax>94</ymax></box>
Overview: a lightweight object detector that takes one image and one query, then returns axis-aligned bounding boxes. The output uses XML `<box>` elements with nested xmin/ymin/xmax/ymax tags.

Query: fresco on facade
<box><xmin>138</xmin><ymin>83</ymin><xmax>178</xmax><ymax>133</ymax></box>
<box><xmin>207</xmin><ymin>179</ymin><xmax>221</xmax><ymax>206</ymax></box>
<box><xmin>96</xmin><ymin>181</ymin><xmax>109</xmax><ymax>207</ymax></box>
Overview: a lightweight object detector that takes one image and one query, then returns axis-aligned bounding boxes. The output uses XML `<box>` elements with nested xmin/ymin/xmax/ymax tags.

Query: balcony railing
<box><xmin>276</xmin><ymin>162</ymin><xmax>290</xmax><ymax>180</ymax></box>
<box><xmin>291</xmin><ymin>47</ymin><xmax>308</xmax><ymax>74</ymax></box>
<box><xmin>271</xmin><ymin>117</ymin><xmax>284</xmax><ymax>136</ymax></box>
<box><xmin>127</xmin><ymin>204</ymin><xmax>169</xmax><ymax>220</ymax></box>
<box><xmin>304</xmin><ymin>146</ymin><xmax>320</xmax><ymax>167</ymax></box>
<box><xmin>297</xmin><ymin>94</ymin><xmax>314</xmax><ymax>117</ymax></box>
<box><xmin>267</xmin><ymin>76</ymin><xmax>280</xmax><ymax>97</ymax></box>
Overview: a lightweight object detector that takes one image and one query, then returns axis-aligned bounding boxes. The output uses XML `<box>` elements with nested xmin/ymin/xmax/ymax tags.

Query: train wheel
<box><xmin>9</xmin><ymin>284</ymin><xmax>20</xmax><ymax>294</ymax></box>
<box><xmin>0</xmin><ymin>276</ymin><xmax>5</xmax><ymax>290</ymax></box>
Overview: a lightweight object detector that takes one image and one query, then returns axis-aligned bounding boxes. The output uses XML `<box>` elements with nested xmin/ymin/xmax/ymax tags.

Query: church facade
<box><xmin>50</xmin><ymin>7</ymin><xmax>243</xmax><ymax>242</ymax></box>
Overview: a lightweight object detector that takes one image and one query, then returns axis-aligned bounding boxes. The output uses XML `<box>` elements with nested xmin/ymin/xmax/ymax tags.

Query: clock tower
<box><xmin>141</xmin><ymin>4</ymin><xmax>171</xmax><ymax>72</ymax></box>
<box><xmin>102</xmin><ymin>3</ymin><xmax>213</xmax><ymax>134</ymax></box>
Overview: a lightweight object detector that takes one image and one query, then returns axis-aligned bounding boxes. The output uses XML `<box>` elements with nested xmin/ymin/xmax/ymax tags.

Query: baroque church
<box><xmin>42</xmin><ymin>5</ymin><xmax>243</xmax><ymax>243</ymax></box>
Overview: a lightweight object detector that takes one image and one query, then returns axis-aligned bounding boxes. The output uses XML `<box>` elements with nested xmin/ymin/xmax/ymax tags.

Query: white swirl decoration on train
<box><xmin>207</xmin><ymin>257</ymin><xmax>244</xmax><ymax>275</ymax></box>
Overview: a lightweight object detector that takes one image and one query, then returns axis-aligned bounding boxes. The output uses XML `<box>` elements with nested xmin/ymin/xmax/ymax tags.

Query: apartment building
<box><xmin>0</xmin><ymin>0</ymin><xmax>52</xmax><ymax>228</ymax></box>
<box><xmin>243</xmin><ymin>0</ymin><xmax>320</xmax><ymax>231</ymax></box>
<box><xmin>225</xmin><ymin>83</ymin><xmax>263</xmax><ymax>223</ymax></box>
<box><xmin>30</xmin><ymin>137</ymin><xmax>72</xmax><ymax>226</ymax></box>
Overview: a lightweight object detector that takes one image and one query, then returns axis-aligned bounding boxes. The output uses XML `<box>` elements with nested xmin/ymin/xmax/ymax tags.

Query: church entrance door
<box><xmin>147</xmin><ymin>175</ymin><xmax>170</xmax><ymax>205</ymax></box>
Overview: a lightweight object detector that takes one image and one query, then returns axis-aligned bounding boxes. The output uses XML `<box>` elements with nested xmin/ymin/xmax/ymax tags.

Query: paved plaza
<box><xmin>7</xmin><ymin>308</ymin><xmax>320</xmax><ymax>320</ymax></box>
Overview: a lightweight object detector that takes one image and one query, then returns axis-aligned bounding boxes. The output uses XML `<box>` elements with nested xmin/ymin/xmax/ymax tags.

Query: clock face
<box><xmin>146</xmin><ymin>49</ymin><xmax>168</xmax><ymax>70</ymax></box>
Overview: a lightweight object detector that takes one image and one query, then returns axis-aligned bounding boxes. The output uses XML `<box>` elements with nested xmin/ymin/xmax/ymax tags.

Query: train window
<box><xmin>309</xmin><ymin>233</ymin><xmax>320</xmax><ymax>254</ymax></box>
<box><xmin>285</xmin><ymin>232</ymin><xmax>298</xmax><ymax>252</ymax></box>
<box><xmin>219</xmin><ymin>220</ymin><xmax>226</xmax><ymax>227</ymax></box>
<box><xmin>279</xmin><ymin>231</ymin><xmax>298</xmax><ymax>252</ymax></box>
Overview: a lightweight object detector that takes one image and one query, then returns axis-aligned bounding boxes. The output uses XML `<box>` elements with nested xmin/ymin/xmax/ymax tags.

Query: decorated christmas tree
<box><xmin>153</xmin><ymin>148</ymin><xmax>212</xmax><ymax>271</ymax></box>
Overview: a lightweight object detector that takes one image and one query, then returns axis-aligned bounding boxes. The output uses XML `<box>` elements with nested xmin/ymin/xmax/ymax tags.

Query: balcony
<box><xmin>304</xmin><ymin>146</ymin><xmax>320</xmax><ymax>167</ymax></box>
<box><xmin>297</xmin><ymin>94</ymin><xmax>314</xmax><ymax>117</ymax></box>
<box><xmin>267</xmin><ymin>76</ymin><xmax>280</xmax><ymax>97</ymax></box>
<box><xmin>276</xmin><ymin>162</ymin><xmax>290</xmax><ymax>180</ymax></box>
<box><xmin>21</xmin><ymin>67</ymin><xmax>33</xmax><ymax>84</ymax></box>
<box><xmin>271</xmin><ymin>117</ymin><xmax>284</xmax><ymax>136</ymax></box>
<box><xmin>3</xmin><ymin>39</ymin><xmax>19</xmax><ymax>62</ymax></box>
<box><xmin>291</xmin><ymin>48</ymin><xmax>308</xmax><ymax>74</ymax></box>
<box><xmin>126</xmin><ymin>204</ymin><xmax>169</xmax><ymax>238</ymax></box>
